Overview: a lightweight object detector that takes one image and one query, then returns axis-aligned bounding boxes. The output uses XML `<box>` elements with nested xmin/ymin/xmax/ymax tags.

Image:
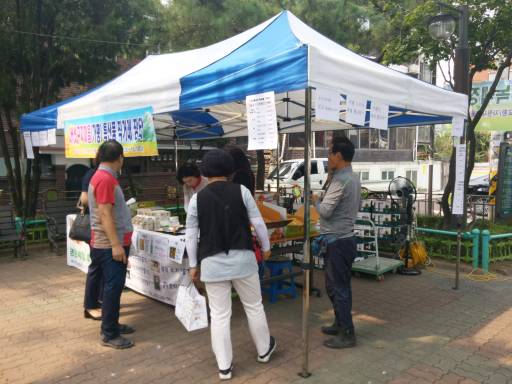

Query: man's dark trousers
<box><xmin>324</xmin><ymin>236</ymin><xmax>357</xmax><ymax>332</ymax></box>
<box><xmin>89</xmin><ymin>246</ymin><xmax>130</xmax><ymax>340</ymax></box>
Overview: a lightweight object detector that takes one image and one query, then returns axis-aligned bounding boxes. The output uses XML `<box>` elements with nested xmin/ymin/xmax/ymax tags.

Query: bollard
<box><xmin>481</xmin><ymin>230</ymin><xmax>490</xmax><ymax>273</ymax></box>
<box><xmin>471</xmin><ymin>228</ymin><xmax>480</xmax><ymax>270</ymax></box>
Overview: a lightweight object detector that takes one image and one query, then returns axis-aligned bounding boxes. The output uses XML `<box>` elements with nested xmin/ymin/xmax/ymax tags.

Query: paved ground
<box><xmin>1</xmin><ymin>248</ymin><xmax>512</xmax><ymax>384</ymax></box>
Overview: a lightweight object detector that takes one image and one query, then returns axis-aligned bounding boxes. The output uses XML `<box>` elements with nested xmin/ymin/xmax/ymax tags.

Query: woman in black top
<box><xmin>226</xmin><ymin>146</ymin><xmax>255</xmax><ymax>196</ymax></box>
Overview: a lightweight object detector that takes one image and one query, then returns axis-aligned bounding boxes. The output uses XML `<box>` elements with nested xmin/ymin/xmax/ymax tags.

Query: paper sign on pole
<box><xmin>23</xmin><ymin>132</ymin><xmax>34</xmax><ymax>159</ymax></box>
<box><xmin>315</xmin><ymin>88</ymin><xmax>341</xmax><ymax>122</ymax></box>
<box><xmin>39</xmin><ymin>130</ymin><xmax>49</xmax><ymax>147</ymax></box>
<box><xmin>452</xmin><ymin>144</ymin><xmax>467</xmax><ymax>215</ymax></box>
<box><xmin>47</xmin><ymin>129</ymin><xmax>57</xmax><ymax>145</ymax></box>
<box><xmin>246</xmin><ymin>91</ymin><xmax>278</xmax><ymax>150</ymax></box>
<box><xmin>31</xmin><ymin>131</ymin><xmax>40</xmax><ymax>146</ymax></box>
<box><xmin>452</xmin><ymin>116</ymin><xmax>465</xmax><ymax>138</ymax></box>
<box><xmin>370</xmin><ymin>101</ymin><xmax>389</xmax><ymax>130</ymax></box>
<box><xmin>345</xmin><ymin>94</ymin><xmax>367</xmax><ymax>126</ymax></box>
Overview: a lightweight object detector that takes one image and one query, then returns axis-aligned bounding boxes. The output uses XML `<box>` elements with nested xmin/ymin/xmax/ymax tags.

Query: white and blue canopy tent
<box><xmin>20</xmin><ymin>10</ymin><xmax>468</xmax><ymax>376</ymax></box>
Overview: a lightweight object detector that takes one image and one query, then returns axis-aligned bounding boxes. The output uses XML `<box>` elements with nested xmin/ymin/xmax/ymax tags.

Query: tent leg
<box><xmin>300</xmin><ymin>86</ymin><xmax>312</xmax><ymax>379</ymax></box>
<box><xmin>175</xmin><ymin>139</ymin><xmax>179</xmax><ymax>208</ymax></box>
<box><xmin>276</xmin><ymin>132</ymin><xmax>280</xmax><ymax>206</ymax></box>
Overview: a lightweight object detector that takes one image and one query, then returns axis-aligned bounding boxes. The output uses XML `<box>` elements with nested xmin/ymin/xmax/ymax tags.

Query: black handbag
<box><xmin>69</xmin><ymin>205</ymin><xmax>91</xmax><ymax>243</ymax></box>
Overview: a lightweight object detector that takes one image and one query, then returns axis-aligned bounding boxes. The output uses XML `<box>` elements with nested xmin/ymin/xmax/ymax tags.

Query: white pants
<box><xmin>205</xmin><ymin>273</ymin><xmax>270</xmax><ymax>370</ymax></box>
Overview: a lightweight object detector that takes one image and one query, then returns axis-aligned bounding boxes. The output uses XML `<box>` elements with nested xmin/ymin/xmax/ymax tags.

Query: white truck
<box><xmin>265</xmin><ymin>158</ymin><xmax>329</xmax><ymax>191</ymax></box>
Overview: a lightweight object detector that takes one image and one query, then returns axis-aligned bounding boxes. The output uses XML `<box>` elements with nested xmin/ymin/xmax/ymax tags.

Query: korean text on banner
<box><xmin>315</xmin><ymin>88</ymin><xmax>341</xmax><ymax>122</ymax></box>
<box><xmin>345</xmin><ymin>94</ymin><xmax>367</xmax><ymax>126</ymax></box>
<box><xmin>63</xmin><ymin>106</ymin><xmax>159</xmax><ymax>158</ymax></box>
<box><xmin>452</xmin><ymin>144</ymin><xmax>467</xmax><ymax>216</ymax></box>
<box><xmin>370</xmin><ymin>101</ymin><xmax>389</xmax><ymax>130</ymax></box>
<box><xmin>246</xmin><ymin>92</ymin><xmax>278</xmax><ymax>150</ymax></box>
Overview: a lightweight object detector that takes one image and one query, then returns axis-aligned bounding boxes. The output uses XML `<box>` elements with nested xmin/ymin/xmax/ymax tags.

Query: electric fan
<box><xmin>388</xmin><ymin>176</ymin><xmax>420</xmax><ymax>275</ymax></box>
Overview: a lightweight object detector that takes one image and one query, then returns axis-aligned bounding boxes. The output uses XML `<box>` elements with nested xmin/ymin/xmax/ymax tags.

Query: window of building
<box><xmin>40</xmin><ymin>155</ymin><xmax>55</xmax><ymax>177</ymax></box>
<box><xmin>382</xmin><ymin>170</ymin><xmax>395</xmax><ymax>180</ymax></box>
<box><xmin>379</xmin><ymin>129</ymin><xmax>388</xmax><ymax>149</ymax></box>
<box><xmin>288</xmin><ymin>133</ymin><xmax>305</xmax><ymax>148</ymax></box>
<box><xmin>360</xmin><ymin>171</ymin><xmax>370</xmax><ymax>181</ymax></box>
<box><xmin>349</xmin><ymin>130</ymin><xmax>359</xmax><ymax>148</ymax></box>
<box><xmin>359</xmin><ymin>129</ymin><xmax>369</xmax><ymax>149</ymax></box>
<box><xmin>406</xmin><ymin>170</ymin><xmax>418</xmax><ymax>186</ymax></box>
<box><xmin>369</xmin><ymin>129</ymin><xmax>379</xmax><ymax>149</ymax></box>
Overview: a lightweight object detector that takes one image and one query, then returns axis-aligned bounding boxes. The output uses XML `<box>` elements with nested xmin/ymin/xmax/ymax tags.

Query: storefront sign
<box><xmin>66</xmin><ymin>215</ymin><xmax>188</xmax><ymax>305</ymax></box>
<box><xmin>471</xmin><ymin>80</ymin><xmax>512</xmax><ymax>132</ymax></box>
<box><xmin>64</xmin><ymin>106</ymin><xmax>159</xmax><ymax>158</ymax></box>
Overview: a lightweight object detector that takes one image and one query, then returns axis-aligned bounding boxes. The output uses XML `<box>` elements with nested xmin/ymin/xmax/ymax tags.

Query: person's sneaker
<box><xmin>218</xmin><ymin>364</ymin><xmax>233</xmax><ymax>380</ymax></box>
<box><xmin>324</xmin><ymin>329</ymin><xmax>356</xmax><ymax>349</ymax></box>
<box><xmin>100</xmin><ymin>324</ymin><xmax>135</xmax><ymax>337</ymax></box>
<box><xmin>101</xmin><ymin>336</ymin><xmax>134</xmax><ymax>349</ymax></box>
<box><xmin>118</xmin><ymin>324</ymin><xmax>135</xmax><ymax>334</ymax></box>
<box><xmin>321</xmin><ymin>322</ymin><xmax>339</xmax><ymax>335</ymax></box>
<box><xmin>257</xmin><ymin>336</ymin><xmax>277</xmax><ymax>363</ymax></box>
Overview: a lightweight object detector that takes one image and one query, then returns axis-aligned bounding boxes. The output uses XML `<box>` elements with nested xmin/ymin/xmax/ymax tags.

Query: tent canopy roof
<box><xmin>21</xmin><ymin>11</ymin><xmax>468</xmax><ymax>139</ymax></box>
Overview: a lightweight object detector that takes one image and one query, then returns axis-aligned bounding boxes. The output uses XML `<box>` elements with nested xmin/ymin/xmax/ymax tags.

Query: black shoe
<box><xmin>84</xmin><ymin>309</ymin><xmax>102</xmax><ymax>320</ymax></box>
<box><xmin>118</xmin><ymin>324</ymin><xmax>135</xmax><ymax>334</ymax></box>
<box><xmin>101</xmin><ymin>336</ymin><xmax>134</xmax><ymax>349</ymax></box>
<box><xmin>218</xmin><ymin>364</ymin><xmax>233</xmax><ymax>380</ymax></box>
<box><xmin>257</xmin><ymin>336</ymin><xmax>277</xmax><ymax>363</ymax></box>
<box><xmin>100</xmin><ymin>324</ymin><xmax>135</xmax><ymax>337</ymax></box>
<box><xmin>324</xmin><ymin>329</ymin><xmax>356</xmax><ymax>349</ymax></box>
<box><xmin>321</xmin><ymin>322</ymin><xmax>339</xmax><ymax>336</ymax></box>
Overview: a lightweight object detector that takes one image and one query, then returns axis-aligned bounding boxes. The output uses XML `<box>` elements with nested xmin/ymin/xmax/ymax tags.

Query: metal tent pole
<box><xmin>174</xmin><ymin>138</ymin><xmax>179</xmax><ymax>208</ymax></box>
<box><xmin>300</xmin><ymin>86</ymin><xmax>312</xmax><ymax>378</ymax></box>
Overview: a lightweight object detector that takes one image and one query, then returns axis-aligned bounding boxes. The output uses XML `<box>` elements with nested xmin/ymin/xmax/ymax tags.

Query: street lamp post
<box><xmin>428</xmin><ymin>3</ymin><xmax>470</xmax><ymax>290</ymax></box>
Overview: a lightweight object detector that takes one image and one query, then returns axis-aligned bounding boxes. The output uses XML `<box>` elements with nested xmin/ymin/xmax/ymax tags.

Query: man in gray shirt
<box><xmin>312</xmin><ymin>136</ymin><xmax>360</xmax><ymax>349</ymax></box>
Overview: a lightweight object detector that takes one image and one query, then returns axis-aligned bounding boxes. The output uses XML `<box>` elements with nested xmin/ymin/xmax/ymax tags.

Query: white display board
<box><xmin>246</xmin><ymin>91</ymin><xmax>278</xmax><ymax>150</ymax></box>
<box><xmin>66</xmin><ymin>215</ymin><xmax>188</xmax><ymax>305</ymax></box>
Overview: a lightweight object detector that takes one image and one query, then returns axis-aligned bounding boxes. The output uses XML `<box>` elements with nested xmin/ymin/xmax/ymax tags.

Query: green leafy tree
<box><xmin>373</xmin><ymin>0</ymin><xmax>512</xmax><ymax>225</ymax></box>
<box><xmin>0</xmin><ymin>0</ymin><xmax>164</xmax><ymax>217</ymax></box>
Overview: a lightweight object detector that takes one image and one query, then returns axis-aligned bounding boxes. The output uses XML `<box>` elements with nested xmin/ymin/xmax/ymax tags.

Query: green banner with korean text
<box><xmin>471</xmin><ymin>80</ymin><xmax>512</xmax><ymax>132</ymax></box>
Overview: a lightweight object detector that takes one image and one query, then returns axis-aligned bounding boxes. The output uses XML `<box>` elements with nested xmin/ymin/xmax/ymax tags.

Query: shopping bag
<box><xmin>175</xmin><ymin>282</ymin><xmax>208</xmax><ymax>331</ymax></box>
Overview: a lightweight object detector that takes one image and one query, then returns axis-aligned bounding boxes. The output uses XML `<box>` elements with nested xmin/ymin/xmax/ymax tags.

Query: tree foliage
<box><xmin>0</xmin><ymin>0</ymin><xmax>164</xmax><ymax>217</ymax></box>
<box><xmin>372</xmin><ymin>0</ymin><xmax>512</xmax><ymax>225</ymax></box>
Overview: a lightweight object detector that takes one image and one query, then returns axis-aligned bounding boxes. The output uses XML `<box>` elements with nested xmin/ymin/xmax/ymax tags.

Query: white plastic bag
<box><xmin>175</xmin><ymin>283</ymin><xmax>208</xmax><ymax>331</ymax></box>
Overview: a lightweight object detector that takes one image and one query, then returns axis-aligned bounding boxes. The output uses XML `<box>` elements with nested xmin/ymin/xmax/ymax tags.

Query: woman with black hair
<box><xmin>185</xmin><ymin>149</ymin><xmax>276</xmax><ymax>380</ymax></box>
<box><xmin>177</xmin><ymin>162</ymin><xmax>208</xmax><ymax>212</ymax></box>
<box><xmin>226</xmin><ymin>146</ymin><xmax>255</xmax><ymax>196</ymax></box>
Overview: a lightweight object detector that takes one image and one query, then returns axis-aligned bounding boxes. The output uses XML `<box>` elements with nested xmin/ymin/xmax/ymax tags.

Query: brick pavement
<box><xmin>1</xmin><ymin>250</ymin><xmax>512</xmax><ymax>384</ymax></box>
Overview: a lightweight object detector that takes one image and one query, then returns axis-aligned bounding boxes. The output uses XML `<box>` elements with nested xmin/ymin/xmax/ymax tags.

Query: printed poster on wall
<box><xmin>246</xmin><ymin>91</ymin><xmax>278</xmax><ymax>150</ymax></box>
<box><xmin>63</xmin><ymin>106</ymin><xmax>159</xmax><ymax>158</ymax></box>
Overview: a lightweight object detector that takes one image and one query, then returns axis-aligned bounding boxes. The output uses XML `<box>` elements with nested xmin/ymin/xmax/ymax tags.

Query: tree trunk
<box><xmin>256</xmin><ymin>150</ymin><xmax>265</xmax><ymax>190</ymax></box>
<box><xmin>29</xmin><ymin>148</ymin><xmax>41</xmax><ymax>217</ymax></box>
<box><xmin>6</xmin><ymin>109</ymin><xmax>24</xmax><ymax>212</ymax></box>
<box><xmin>0</xmin><ymin>111</ymin><xmax>21</xmax><ymax>215</ymax></box>
<box><xmin>441</xmin><ymin>149</ymin><xmax>456</xmax><ymax>227</ymax></box>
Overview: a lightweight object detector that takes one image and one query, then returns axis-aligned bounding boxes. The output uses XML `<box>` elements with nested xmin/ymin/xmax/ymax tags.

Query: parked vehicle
<box><xmin>265</xmin><ymin>158</ymin><xmax>329</xmax><ymax>191</ymax></box>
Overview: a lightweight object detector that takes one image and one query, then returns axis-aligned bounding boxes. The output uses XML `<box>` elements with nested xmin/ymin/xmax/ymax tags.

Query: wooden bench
<box><xmin>44</xmin><ymin>199</ymin><xmax>79</xmax><ymax>254</ymax></box>
<box><xmin>0</xmin><ymin>206</ymin><xmax>23</xmax><ymax>257</ymax></box>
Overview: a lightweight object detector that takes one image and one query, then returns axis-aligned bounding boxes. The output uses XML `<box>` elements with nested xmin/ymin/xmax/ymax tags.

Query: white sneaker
<box><xmin>257</xmin><ymin>336</ymin><xmax>277</xmax><ymax>363</ymax></box>
<box><xmin>219</xmin><ymin>365</ymin><xmax>233</xmax><ymax>380</ymax></box>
